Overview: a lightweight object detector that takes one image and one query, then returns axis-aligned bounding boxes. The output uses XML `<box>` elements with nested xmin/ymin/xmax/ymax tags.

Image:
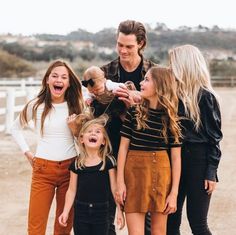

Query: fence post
<box><xmin>230</xmin><ymin>77</ymin><xmax>235</xmax><ymax>87</ymax></box>
<box><xmin>20</xmin><ymin>79</ymin><xmax>26</xmax><ymax>90</ymax></box>
<box><xmin>26</xmin><ymin>87</ymin><xmax>36</xmax><ymax>102</ymax></box>
<box><xmin>5</xmin><ymin>88</ymin><xmax>15</xmax><ymax>134</ymax></box>
<box><xmin>27</xmin><ymin>77</ymin><xmax>34</xmax><ymax>86</ymax></box>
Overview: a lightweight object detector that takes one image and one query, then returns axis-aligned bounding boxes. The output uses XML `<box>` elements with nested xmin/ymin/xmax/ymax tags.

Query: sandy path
<box><xmin>0</xmin><ymin>87</ymin><xmax>235</xmax><ymax>235</ymax></box>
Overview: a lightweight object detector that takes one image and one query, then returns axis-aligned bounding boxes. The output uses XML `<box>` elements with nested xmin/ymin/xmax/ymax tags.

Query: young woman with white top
<box><xmin>10</xmin><ymin>60</ymin><xmax>84</xmax><ymax>235</ymax></box>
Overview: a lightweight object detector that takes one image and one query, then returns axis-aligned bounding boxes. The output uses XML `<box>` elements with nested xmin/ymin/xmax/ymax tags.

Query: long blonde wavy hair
<box><xmin>136</xmin><ymin>66</ymin><xmax>181</xmax><ymax>144</ymax></box>
<box><xmin>169</xmin><ymin>44</ymin><xmax>218</xmax><ymax>130</ymax></box>
<box><xmin>75</xmin><ymin>113</ymin><xmax>114</xmax><ymax>170</ymax></box>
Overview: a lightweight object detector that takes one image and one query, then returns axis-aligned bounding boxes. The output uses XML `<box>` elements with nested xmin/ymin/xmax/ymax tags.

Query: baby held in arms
<box><xmin>82</xmin><ymin>66</ymin><xmax>140</xmax><ymax>106</ymax></box>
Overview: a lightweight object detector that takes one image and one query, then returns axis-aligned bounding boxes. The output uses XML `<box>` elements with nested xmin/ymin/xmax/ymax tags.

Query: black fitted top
<box><xmin>69</xmin><ymin>156</ymin><xmax>116</xmax><ymax>203</ymax></box>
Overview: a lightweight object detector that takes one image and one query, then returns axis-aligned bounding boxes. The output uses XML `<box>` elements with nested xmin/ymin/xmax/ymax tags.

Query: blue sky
<box><xmin>1</xmin><ymin>0</ymin><xmax>235</xmax><ymax>35</ymax></box>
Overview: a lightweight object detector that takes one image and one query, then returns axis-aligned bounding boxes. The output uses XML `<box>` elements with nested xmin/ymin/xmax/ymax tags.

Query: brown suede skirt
<box><xmin>124</xmin><ymin>150</ymin><xmax>171</xmax><ymax>213</ymax></box>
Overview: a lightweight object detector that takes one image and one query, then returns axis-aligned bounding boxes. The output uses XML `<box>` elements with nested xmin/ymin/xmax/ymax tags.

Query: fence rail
<box><xmin>211</xmin><ymin>76</ymin><xmax>236</xmax><ymax>87</ymax></box>
<box><xmin>0</xmin><ymin>76</ymin><xmax>235</xmax><ymax>133</ymax></box>
<box><xmin>1</xmin><ymin>77</ymin><xmax>235</xmax><ymax>88</ymax></box>
<box><xmin>0</xmin><ymin>78</ymin><xmax>41</xmax><ymax>89</ymax></box>
<box><xmin>0</xmin><ymin>87</ymin><xmax>38</xmax><ymax>133</ymax></box>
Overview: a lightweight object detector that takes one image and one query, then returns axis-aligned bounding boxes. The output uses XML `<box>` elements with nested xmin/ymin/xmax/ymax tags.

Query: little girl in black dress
<box><xmin>58</xmin><ymin>114</ymin><xmax>125</xmax><ymax>235</ymax></box>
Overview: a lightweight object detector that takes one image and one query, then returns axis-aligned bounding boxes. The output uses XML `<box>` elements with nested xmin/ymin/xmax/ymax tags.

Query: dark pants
<box><xmin>167</xmin><ymin>143</ymin><xmax>212</xmax><ymax>235</ymax></box>
<box><xmin>75</xmin><ymin>222</ymin><xmax>109</xmax><ymax>235</ymax></box>
<box><xmin>108</xmin><ymin>192</ymin><xmax>116</xmax><ymax>235</ymax></box>
<box><xmin>74</xmin><ymin>201</ymin><xmax>109</xmax><ymax>235</ymax></box>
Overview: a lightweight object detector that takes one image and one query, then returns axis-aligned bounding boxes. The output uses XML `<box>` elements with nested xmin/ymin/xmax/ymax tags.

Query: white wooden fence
<box><xmin>0</xmin><ymin>78</ymin><xmax>41</xmax><ymax>88</ymax></box>
<box><xmin>0</xmin><ymin>76</ymin><xmax>235</xmax><ymax>134</ymax></box>
<box><xmin>0</xmin><ymin>80</ymin><xmax>40</xmax><ymax>133</ymax></box>
<box><xmin>211</xmin><ymin>76</ymin><xmax>236</xmax><ymax>87</ymax></box>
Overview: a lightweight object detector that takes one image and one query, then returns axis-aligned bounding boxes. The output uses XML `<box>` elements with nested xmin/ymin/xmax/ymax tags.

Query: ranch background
<box><xmin>0</xmin><ymin>24</ymin><xmax>236</xmax><ymax>234</ymax></box>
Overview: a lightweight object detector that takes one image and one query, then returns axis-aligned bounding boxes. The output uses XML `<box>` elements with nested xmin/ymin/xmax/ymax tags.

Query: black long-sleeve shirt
<box><xmin>178</xmin><ymin>89</ymin><xmax>223</xmax><ymax>181</ymax></box>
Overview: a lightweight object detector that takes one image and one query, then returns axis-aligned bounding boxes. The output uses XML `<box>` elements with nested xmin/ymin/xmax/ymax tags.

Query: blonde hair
<box><xmin>83</xmin><ymin>66</ymin><xmax>106</xmax><ymax>85</ymax></box>
<box><xmin>75</xmin><ymin>113</ymin><xmax>114</xmax><ymax>170</ymax></box>
<box><xmin>169</xmin><ymin>44</ymin><xmax>218</xmax><ymax>130</ymax></box>
<box><xmin>136</xmin><ymin>66</ymin><xmax>181</xmax><ymax>144</ymax></box>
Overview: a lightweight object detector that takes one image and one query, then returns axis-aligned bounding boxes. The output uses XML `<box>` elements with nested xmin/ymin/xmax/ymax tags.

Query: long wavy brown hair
<box><xmin>136</xmin><ymin>66</ymin><xmax>182</xmax><ymax>143</ymax></box>
<box><xmin>20</xmin><ymin>60</ymin><xmax>84</xmax><ymax>134</ymax></box>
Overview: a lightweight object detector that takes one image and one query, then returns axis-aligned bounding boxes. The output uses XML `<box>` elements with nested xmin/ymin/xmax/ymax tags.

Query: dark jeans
<box><xmin>74</xmin><ymin>222</ymin><xmax>109</xmax><ymax>235</ymax></box>
<box><xmin>108</xmin><ymin>192</ymin><xmax>116</xmax><ymax>235</ymax></box>
<box><xmin>73</xmin><ymin>201</ymin><xmax>109</xmax><ymax>235</ymax></box>
<box><xmin>167</xmin><ymin>143</ymin><xmax>212</xmax><ymax>235</ymax></box>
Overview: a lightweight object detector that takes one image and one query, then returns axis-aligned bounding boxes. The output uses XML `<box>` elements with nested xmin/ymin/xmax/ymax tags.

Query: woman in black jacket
<box><xmin>167</xmin><ymin>44</ymin><xmax>223</xmax><ymax>235</ymax></box>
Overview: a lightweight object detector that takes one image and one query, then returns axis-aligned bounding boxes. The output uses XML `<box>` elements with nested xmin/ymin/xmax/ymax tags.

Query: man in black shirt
<box><xmin>100</xmin><ymin>20</ymin><xmax>156</xmax><ymax>235</ymax></box>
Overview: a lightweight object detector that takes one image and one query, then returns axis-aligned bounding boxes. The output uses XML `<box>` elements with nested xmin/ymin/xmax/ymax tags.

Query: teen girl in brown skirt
<box><xmin>116</xmin><ymin>66</ymin><xmax>182</xmax><ymax>235</ymax></box>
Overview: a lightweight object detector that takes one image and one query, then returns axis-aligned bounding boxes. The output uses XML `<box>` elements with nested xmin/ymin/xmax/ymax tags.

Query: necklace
<box><xmin>102</xmin><ymin>97</ymin><xmax>115</xmax><ymax>114</ymax></box>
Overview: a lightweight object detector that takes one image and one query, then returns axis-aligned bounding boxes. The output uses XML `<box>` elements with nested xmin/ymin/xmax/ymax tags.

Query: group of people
<box><xmin>10</xmin><ymin>20</ymin><xmax>223</xmax><ymax>235</ymax></box>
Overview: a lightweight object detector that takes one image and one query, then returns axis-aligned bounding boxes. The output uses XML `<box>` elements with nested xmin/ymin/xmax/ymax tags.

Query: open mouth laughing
<box><xmin>89</xmin><ymin>136</ymin><xmax>98</xmax><ymax>143</ymax></box>
<box><xmin>53</xmin><ymin>84</ymin><xmax>64</xmax><ymax>94</ymax></box>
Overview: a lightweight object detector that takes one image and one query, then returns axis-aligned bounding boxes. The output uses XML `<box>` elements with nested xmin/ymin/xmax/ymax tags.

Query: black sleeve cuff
<box><xmin>205</xmin><ymin>166</ymin><xmax>219</xmax><ymax>182</ymax></box>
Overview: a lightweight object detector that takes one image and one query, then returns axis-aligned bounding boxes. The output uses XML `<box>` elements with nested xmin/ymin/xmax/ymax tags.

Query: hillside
<box><xmin>35</xmin><ymin>25</ymin><xmax>236</xmax><ymax>54</ymax></box>
<box><xmin>0</xmin><ymin>23</ymin><xmax>236</xmax><ymax>78</ymax></box>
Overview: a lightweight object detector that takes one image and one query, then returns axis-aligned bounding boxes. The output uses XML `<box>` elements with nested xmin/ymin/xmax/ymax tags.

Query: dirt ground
<box><xmin>0</xmin><ymin>87</ymin><xmax>235</xmax><ymax>235</ymax></box>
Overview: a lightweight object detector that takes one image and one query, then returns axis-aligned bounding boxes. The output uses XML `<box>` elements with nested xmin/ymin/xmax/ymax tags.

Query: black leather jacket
<box><xmin>178</xmin><ymin>88</ymin><xmax>223</xmax><ymax>181</ymax></box>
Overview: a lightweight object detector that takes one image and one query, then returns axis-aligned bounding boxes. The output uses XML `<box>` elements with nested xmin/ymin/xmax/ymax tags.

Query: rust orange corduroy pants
<box><xmin>28</xmin><ymin>157</ymin><xmax>75</xmax><ymax>235</ymax></box>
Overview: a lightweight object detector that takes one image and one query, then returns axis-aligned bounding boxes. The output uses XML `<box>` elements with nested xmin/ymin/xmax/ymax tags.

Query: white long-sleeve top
<box><xmin>81</xmin><ymin>80</ymin><xmax>125</xmax><ymax>101</ymax></box>
<box><xmin>10</xmin><ymin>100</ymin><xmax>77</xmax><ymax>161</ymax></box>
<box><xmin>105</xmin><ymin>80</ymin><xmax>124</xmax><ymax>91</ymax></box>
